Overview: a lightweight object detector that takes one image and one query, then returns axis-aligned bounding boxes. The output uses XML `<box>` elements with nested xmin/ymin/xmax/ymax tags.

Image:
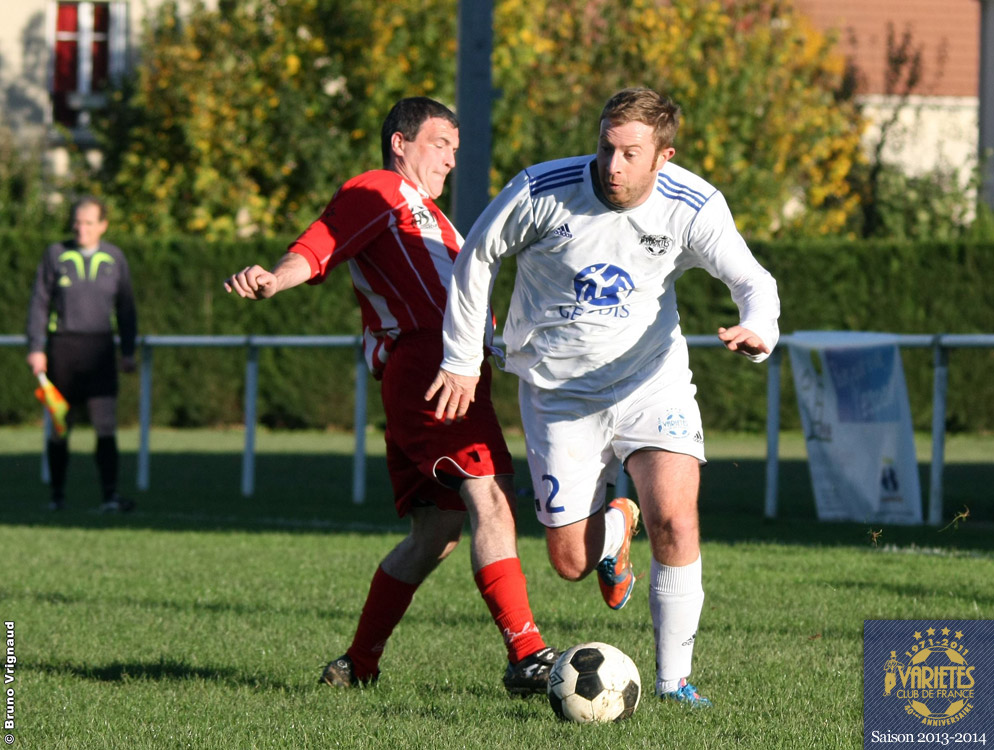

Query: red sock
<box><xmin>474</xmin><ymin>557</ymin><xmax>546</xmax><ymax>664</ymax></box>
<box><xmin>346</xmin><ymin>566</ymin><xmax>418</xmax><ymax>680</ymax></box>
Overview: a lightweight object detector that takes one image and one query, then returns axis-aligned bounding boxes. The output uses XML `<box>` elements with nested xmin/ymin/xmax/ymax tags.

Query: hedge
<box><xmin>2</xmin><ymin>232</ymin><xmax>991</xmax><ymax>433</ymax></box>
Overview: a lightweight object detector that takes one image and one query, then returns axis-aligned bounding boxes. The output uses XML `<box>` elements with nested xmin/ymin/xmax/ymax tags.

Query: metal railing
<box><xmin>133</xmin><ymin>335</ymin><xmax>368</xmax><ymax>503</ymax></box>
<box><xmin>4</xmin><ymin>332</ymin><xmax>992</xmax><ymax>523</ymax></box>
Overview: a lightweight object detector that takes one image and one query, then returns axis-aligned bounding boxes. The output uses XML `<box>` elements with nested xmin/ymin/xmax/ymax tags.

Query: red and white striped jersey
<box><xmin>289</xmin><ymin>169</ymin><xmax>464</xmax><ymax>378</ymax></box>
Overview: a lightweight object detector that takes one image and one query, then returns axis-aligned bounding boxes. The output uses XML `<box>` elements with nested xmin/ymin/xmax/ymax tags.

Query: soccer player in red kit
<box><xmin>224</xmin><ymin>97</ymin><xmax>556</xmax><ymax>694</ymax></box>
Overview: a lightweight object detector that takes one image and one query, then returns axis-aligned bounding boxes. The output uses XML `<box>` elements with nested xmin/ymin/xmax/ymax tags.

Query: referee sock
<box><xmin>347</xmin><ymin>566</ymin><xmax>418</xmax><ymax>681</ymax></box>
<box><xmin>47</xmin><ymin>439</ymin><xmax>69</xmax><ymax>501</ymax></box>
<box><xmin>650</xmin><ymin>554</ymin><xmax>705</xmax><ymax>695</ymax></box>
<box><xmin>95</xmin><ymin>436</ymin><xmax>119</xmax><ymax>500</ymax></box>
<box><xmin>474</xmin><ymin>557</ymin><xmax>546</xmax><ymax>664</ymax></box>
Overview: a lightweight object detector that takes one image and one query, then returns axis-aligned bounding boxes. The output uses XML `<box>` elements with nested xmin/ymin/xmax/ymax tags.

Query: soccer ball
<box><xmin>547</xmin><ymin>642</ymin><xmax>641</xmax><ymax>723</ymax></box>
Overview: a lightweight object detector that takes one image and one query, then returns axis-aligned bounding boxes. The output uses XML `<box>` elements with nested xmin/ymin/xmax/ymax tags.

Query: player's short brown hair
<box><xmin>600</xmin><ymin>88</ymin><xmax>681</xmax><ymax>154</ymax></box>
<box><xmin>381</xmin><ymin>97</ymin><xmax>459</xmax><ymax>168</ymax></box>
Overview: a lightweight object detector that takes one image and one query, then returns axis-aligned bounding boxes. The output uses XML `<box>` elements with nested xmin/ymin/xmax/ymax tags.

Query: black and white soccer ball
<box><xmin>547</xmin><ymin>642</ymin><xmax>641</xmax><ymax>723</ymax></box>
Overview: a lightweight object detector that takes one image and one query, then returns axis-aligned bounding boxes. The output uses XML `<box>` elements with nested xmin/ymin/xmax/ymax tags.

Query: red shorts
<box><xmin>380</xmin><ymin>332</ymin><xmax>513</xmax><ymax>517</ymax></box>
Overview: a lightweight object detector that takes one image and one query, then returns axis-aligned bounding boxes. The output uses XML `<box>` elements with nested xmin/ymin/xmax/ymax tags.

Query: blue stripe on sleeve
<box><xmin>529</xmin><ymin>165</ymin><xmax>586</xmax><ymax>196</ymax></box>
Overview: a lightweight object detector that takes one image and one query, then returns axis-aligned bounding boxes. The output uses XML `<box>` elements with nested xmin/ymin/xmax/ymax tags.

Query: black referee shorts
<box><xmin>46</xmin><ymin>333</ymin><xmax>118</xmax><ymax>407</ymax></box>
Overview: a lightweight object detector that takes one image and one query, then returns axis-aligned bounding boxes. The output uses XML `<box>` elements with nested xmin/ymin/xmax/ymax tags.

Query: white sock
<box><xmin>599</xmin><ymin>504</ymin><xmax>626</xmax><ymax>562</ymax></box>
<box><xmin>650</xmin><ymin>554</ymin><xmax>704</xmax><ymax>695</ymax></box>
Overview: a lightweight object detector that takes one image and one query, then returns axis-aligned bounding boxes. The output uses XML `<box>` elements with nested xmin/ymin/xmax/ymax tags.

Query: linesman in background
<box><xmin>26</xmin><ymin>195</ymin><xmax>138</xmax><ymax>512</ymax></box>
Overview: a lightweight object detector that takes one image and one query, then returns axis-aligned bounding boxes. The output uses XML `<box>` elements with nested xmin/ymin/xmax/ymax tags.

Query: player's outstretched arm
<box><xmin>224</xmin><ymin>252</ymin><xmax>312</xmax><ymax>299</ymax></box>
<box><xmin>718</xmin><ymin>325</ymin><xmax>770</xmax><ymax>358</ymax></box>
<box><xmin>425</xmin><ymin>368</ymin><xmax>479</xmax><ymax>424</ymax></box>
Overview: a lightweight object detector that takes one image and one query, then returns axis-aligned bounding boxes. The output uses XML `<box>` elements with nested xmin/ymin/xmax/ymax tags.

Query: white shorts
<box><xmin>519</xmin><ymin>348</ymin><xmax>706</xmax><ymax>528</ymax></box>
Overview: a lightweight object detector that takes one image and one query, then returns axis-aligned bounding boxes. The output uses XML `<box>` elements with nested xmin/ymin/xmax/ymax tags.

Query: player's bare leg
<box><xmin>458</xmin><ymin>474</ymin><xmax>520</xmax><ymax>570</ymax></box>
<box><xmin>322</xmin><ymin>505</ymin><xmax>464</xmax><ymax>687</ymax></box>
<box><xmin>544</xmin><ymin>515</ymin><xmax>606</xmax><ymax>581</ymax></box>
<box><xmin>461</xmin><ymin>474</ymin><xmax>556</xmax><ymax>694</ymax></box>
<box><xmin>628</xmin><ymin>450</ymin><xmax>699</xmax><ymax>567</ymax></box>
<box><xmin>627</xmin><ymin>449</ymin><xmax>711</xmax><ymax>707</ymax></box>
<box><xmin>543</xmin><ymin>495</ymin><xmax>639</xmax><ymax>610</ymax></box>
<box><xmin>381</xmin><ymin>504</ymin><xmax>465</xmax><ymax>583</ymax></box>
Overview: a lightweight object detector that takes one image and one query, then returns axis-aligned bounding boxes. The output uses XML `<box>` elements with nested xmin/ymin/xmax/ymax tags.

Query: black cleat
<box><xmin>99</xmin><ymin>495</ymin><xmax>136</xmax><ymax>513</ymax></box>
<box><xmin>503</xmin><ymin>646</ymin><xmax>559</xmax><ymax>696</ymax></box>
<box><xmin>319</xmin><ymin>654</ymin><xmax>379</xmax><ymax>688</ymax></box>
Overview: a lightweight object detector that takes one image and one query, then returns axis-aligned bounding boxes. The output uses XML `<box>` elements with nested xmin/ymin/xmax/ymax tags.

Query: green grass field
<box><xmin>2</xmin><ymin>427</ymin><xmax>992</xmax><ymax>749</ymax></box>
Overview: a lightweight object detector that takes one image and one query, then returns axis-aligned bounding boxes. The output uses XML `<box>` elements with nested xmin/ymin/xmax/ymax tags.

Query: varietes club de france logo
<box><xmin>864</xmin><ymin>620</ymin><xmax>992</xmax><ymax>749</ymax></box>
<box><xmin>883</xmin><ymin>627</ymin><xmax>974</xmax><ymax>725</ymax></box>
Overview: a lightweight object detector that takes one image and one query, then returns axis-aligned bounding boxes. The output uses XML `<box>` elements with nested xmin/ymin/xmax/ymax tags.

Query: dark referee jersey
<box><xmin>26</xmin><ymin>240</ymin><xmax>137</xmax><ymax>357</ymax></box>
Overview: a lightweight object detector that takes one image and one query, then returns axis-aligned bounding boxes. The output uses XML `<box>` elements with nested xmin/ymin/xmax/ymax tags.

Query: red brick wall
<box><xmin>793</xmin><ymin>0</ymin><xmax>979</xmax><ymax>97</ymax></box>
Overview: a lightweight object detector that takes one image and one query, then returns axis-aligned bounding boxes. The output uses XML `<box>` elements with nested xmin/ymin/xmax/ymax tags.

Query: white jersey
<box><xmin>442</xmin><ymin>155</ymin><xmax>781</xmax><ymax>391</ymax></box>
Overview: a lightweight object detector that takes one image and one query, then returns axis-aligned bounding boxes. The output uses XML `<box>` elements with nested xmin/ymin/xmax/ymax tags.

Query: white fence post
<box><xmin>764</xmin><ymin>347</ymin><xmax>783</xmax><ymax>519</ymax></box>
<box><xmin>242</xmin><ymin>342</ymin><xmax>259</xmax><ymax>498</ymax></box>
<box><xmin>928</xmin><ymin>338</ymin><xmax>949</xmax><ymax>525</ymax></box>
<box><xmin>41</xmin><ymin>411</ymin><xmax>51</xmax><ymax>483</ymax></box>
<box><xmin>137</xmin><ymin>343</ymin><xmax>153</xmax><ymax>490</ymax></box>
<box><xmin>352</xmin><ymin>344</ymin><xmax>368</xmax><ymax>504</ymax></box>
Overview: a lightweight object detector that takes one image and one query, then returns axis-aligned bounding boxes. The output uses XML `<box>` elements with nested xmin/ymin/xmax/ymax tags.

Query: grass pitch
<box><xmin>2</xmin><ymin>427</ymin><xmax>992</xmax><ymax>749</ymax></box>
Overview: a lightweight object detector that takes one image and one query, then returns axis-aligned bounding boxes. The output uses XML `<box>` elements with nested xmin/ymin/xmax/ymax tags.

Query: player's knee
<box><xmin>647</xmin><ymin>514</ymin><xmax>698</xmax><ymax>547</ymax></box>
<box><xmin>548</xmin><ymin>551</ymin><xmax>589</xmax><ymax>582</ymax></box>
<box><xmin>435</xmin><ymin>537</ymin><xmax>461</xmax><ymax>561</ymax></box>
<box><xmin>409</xmin><ymin>519</ymin><xmax>463</xmax><ymax>562</ymax></box>
<box><xmin>395</xmin><ymin>533</ymin><xmax>461</xmax><ymax>578</ymax></box>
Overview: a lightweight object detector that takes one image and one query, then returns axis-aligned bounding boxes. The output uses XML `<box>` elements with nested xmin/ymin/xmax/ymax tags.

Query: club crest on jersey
<box><xmin>640</xmin><ymin>234</ymin><xmax>673</xmax><ymax>257</ymax></box>
<box><xmin>411</xmin><ymin>206</ymin><xmax>439</xmax><ymax>231</ymax></box>
<box><xmin>573</xmin><ymin>263</ymin><xmax>634</xmax><ymax>307</ymax></box>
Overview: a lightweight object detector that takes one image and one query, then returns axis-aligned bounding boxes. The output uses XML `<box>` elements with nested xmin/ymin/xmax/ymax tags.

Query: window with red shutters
<box><xmin>50</xmin><ymin>1</ymin><xmax>126</xmax><ymax>129</ymax></box>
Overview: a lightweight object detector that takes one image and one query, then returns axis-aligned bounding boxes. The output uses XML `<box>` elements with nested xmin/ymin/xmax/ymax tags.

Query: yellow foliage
<box><xmin>91</xmin><ymin>0</ymin><xmax>865</xmax><ymax>239</ymax></box>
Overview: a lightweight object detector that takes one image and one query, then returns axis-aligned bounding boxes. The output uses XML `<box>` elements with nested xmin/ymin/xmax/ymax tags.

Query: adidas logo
<box><xmin>552</xmin><ymin>223</ymin><xmax>573</xmax><ymax>238</ymax></box>
<box><xmin>693</xmin><ymin>431</ymin><xmax>704</xmax><ymax>444</ymax></box>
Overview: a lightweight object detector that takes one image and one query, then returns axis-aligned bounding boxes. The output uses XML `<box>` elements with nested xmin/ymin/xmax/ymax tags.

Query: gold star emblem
<box><xmin>914</xmin><ymin>631</ymin><xmax>922</xmax><ymax>640</ymax></box>
<box><xmin>955</xmin><ymin>631</ymin><xmax>964</xmax><ymax>640</ymax></box>
<box><xmin>942</xmin><ymin>628</ymin><xmax>951</xmax><ymax>636</ymax></box>
<box><xmin>927</xmin><ymin>628</ymin><xmax>936</xmax><ymax>636</ymax></box>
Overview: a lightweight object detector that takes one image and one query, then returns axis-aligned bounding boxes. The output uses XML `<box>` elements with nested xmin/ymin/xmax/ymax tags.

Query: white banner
<box><xmin>788</xmin><ymin>332</ymin><xmax>922</xmax><ymax>525</ymax></box>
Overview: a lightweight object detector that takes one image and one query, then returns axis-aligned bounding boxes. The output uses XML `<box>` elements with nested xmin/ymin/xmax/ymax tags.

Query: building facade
<box><xmin>794</xmin><ymin>0</ymin><xmax>980</xmax><ymax>182</ymax></box>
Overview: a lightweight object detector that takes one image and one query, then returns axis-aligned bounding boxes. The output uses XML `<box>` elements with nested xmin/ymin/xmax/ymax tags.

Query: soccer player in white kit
<box><xmin>427</xmin><ymin>87</ymin><xmax>780</xmax><ymax>707</ymax></box>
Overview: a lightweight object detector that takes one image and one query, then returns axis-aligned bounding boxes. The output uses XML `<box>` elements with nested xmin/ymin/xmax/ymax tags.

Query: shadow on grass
<box><xmin>4</xmin><ymin>449</ymin><xmax>993</xmax><ymax>553</ymax></box>
<box><xmin>33</xmin><ymin>657</ymin><xmax>293</xmax><ymax>691</ymax></box>
<box><xmin>15</xmin><ymin>587</ymin><xmax>363</xmax><ymax>626</ymax></box>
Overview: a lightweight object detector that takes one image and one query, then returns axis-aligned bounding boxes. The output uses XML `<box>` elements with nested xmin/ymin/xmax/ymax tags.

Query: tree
<box><xmin>90</xmin><ymin>0</ymin><xmax>362</xmax><ymax>238</ymax></box>
<box><xmin>85</xmin><ymin>0</ymin><xmax>865</xmax><ymax>240</ymax></box>
<box><xmin>492</xmin><ymin>0</ymin><xmax>864</xmax><ymax>238</ymax></box>
<box><xmin>0</xmin><ymin>121</ymin><xmax>70</xmax><ymax>233</ymax></box>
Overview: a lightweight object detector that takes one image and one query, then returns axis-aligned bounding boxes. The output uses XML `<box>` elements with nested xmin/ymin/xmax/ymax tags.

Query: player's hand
<box><xmin>26</xmin><ymin>351</ymin><xmax>47</xmax><ymax>376</ymax></box>
<box><xmin>425</xmin><ymin>368</ymin><xmax>479</xmax><ymax>424</ymax></box>
<box><xmin>120</xmin><ymin>355</ymin><xmax>137</xmax><ymax>374</ymax></box>
<box><xmin>718</xmin><ymin>326</ymin><xmax>769</xmax><ymax>357</ymax></box>
<box><xmin>224</xmin><ymin>265</ymin><xmax>279</xmax><ymax>299</ymax></box>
